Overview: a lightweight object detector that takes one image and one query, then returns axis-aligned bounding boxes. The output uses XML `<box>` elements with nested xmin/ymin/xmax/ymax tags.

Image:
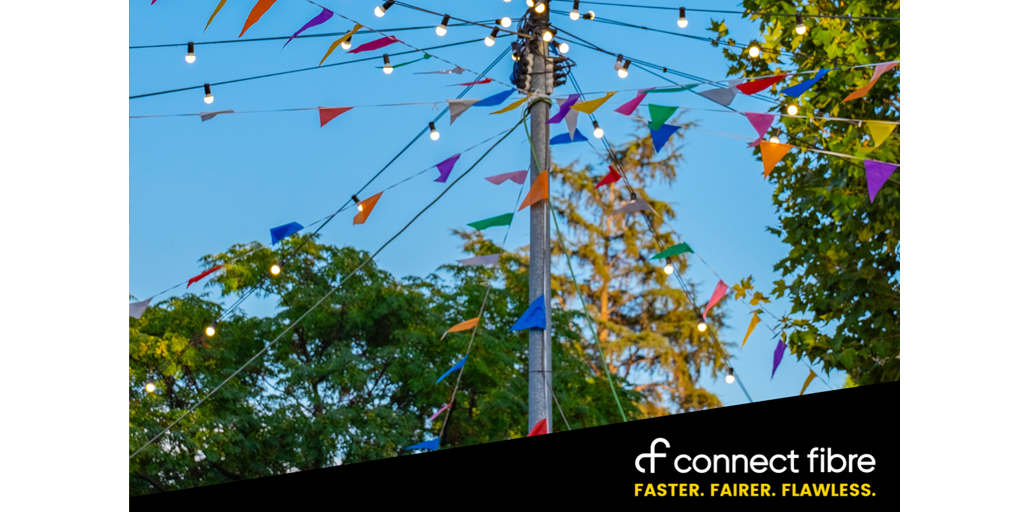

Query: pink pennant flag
<box><xmin>348</xmin><ymin>35</ymin><xmax>400</xmax><ymax>54</ymax></box>
<box><xmin>428</xmin><ymin>403</ymin><xmax>450</xmax><ymax>422</ymax></box>
<box><xmin>702</xmin><ymin>280</ymin><xmax>729</xmax><ymax>320</ymax></box>
<box><xmin>485</xmin><ymin>170</ymin><xmax>528</xmax><ymax>185</ymax></box>
<box><xmin>614</xmin><ymin>88</ymin><xmax>653</xmax><ymax>116</ymax></box>
<box><xmin>744</xmin><ymin>112</ymin><xmax>775</xmax><ymax>147</ymax></box>
<box><xmin>864</xmin><ymin>159</ymin><xmax>899</xmax><ymax>203</ymax></box>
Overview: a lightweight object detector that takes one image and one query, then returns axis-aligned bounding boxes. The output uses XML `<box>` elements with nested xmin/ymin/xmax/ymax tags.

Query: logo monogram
<box><xmin>635</xmin><ymin>438</ymin><xmax>670</xmax><ymax>473</ymax></box>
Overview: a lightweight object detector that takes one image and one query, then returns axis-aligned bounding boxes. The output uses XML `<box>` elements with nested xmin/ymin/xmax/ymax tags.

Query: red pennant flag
<box><xmin>736</xmin><ymin>75</ymin><xmax>788</xmax><ymax>95</ymax></box>
<box><xmin>187</xmin><ymin>265</ymin><xmax>223</xmax><ymax>289</ymax></box>
<box><xmin>452</xmin><ymin>78</ymin><xmax>493</xmax><ymax>86</ymax></box>
<box><xmin>596</xmin><ymin>166</ymin><xmax>621</xmax><ymax>188</ymax></box>
<box><xmin>318</xmin><ymin>107</ymin><xmax>352</xmax><ymax>127</ymax></box>
<box><xmin>527</xmin><ymin>418</ymin><xmax>548</xmax><ymax>437</ymax></box>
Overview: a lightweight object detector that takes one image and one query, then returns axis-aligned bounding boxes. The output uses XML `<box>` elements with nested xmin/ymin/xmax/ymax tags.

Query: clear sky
<box><xmin>129</xmin><ymin>0</ymin><xmax>845</xmax><ymax>410</ymax></box>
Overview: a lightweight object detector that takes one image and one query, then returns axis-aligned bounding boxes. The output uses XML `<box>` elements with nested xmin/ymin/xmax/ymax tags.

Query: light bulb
<box><xmin>592</xmin><ymin>120</ymin><xmax>603</xmax><ymax>139</ymax></box>
<box><xmin>749</xmin><ymin>44</ymin><xmax>761</xmax><ymax>58</ymax></box>
<box><xmin>358</xmin><ymin>203</ymin><xmax>364</xmax><ymax>212</ymax></box>
<box><xmin>543</xmin><ymin>30</ymin><xmax>554</xmax><ymax>42</ymax></box>
<box><xmin>485</xmin><ymin>27</ymin><xmax>498</xmax><ymax>46</ymax></box>
<box><xmin>504</xmin><ymin>0</ymin><xmax>511</xmax><ymax>2</ymax></box>
<box><xmin>617</xmin><ymin>60</ymin><xmax>630</xmax><ymax>78</ymax></box>
<box><xmin>535</xmin><ymin>2</ymin><xmax>546</xmax><ymax>13</ymax></box>
<box><xmin>677</xmin><ymin>8</ymin><xmax>688</xmax><ymax>28</ymax></box>
<box><xmin>769</xmin><ymin>130</ymin><xmax>780</xmax><ymax>143</ymax></box>
<box><xmin>375</xmin><ymin>6</ymin><xmax>385</xmax><ymax>17</ymax></box>
<box><xmin>526</xmin><ymin>0</ymin><xmax>534</xmax><ymax>6</ymax></box>
<box><xmin>429</xmin><ymin>122</ymin><xmax>440</xmax><ymax>140</ymax></box>
<box><xmin>271</xmin><ymin>263</ymin><xmax>281</xmax><ymax>275</ymax></box>
<box><xmin>558</xmin><ymin>41</ymin><xmax>569</xmax><ymax>53</ymax></box>
<box><xmin>613</xmin><ymin>54</ymin><xmax>623</xmax><ymax>70</ymax></box>
<box><xmin>203</xmin><ymin>83</ymin><xmax>213</xmax><ymax>104</ymax></box>
<box><xmin>500</xmin><ymin>17</ymin><xmax>512</xmax><ymax>28</ymax></box>
<box><xmin>145</xmin><ymin>382</ymin><xmax>156</xmax><ymax>393</ymax></box>
<box><xmin>511</xmin><ymin>52</ymin><xmax>519</xmax><ymax>61</ymax></box>
<box><xmin>664</xmin><ymin>264</ymin><xmax>673</xmax><ymax>275</ymax></box>
<box><xmin>787</xmin><ymin>104</ymin><xmax>798</xmax><ymax>116</ymax></box>
<box><xmin>375</xmin><ymin>0</ymin><xmax>394</xmax><ymax>17</ymax></box>
<box><xmin>341</xmin><ymin>39</ymin><xmax>352</xmax><ymax>50</ymax></box>
<box><xmin>185</xmin><ymin>41</ymin><xmax>195</xmax><ymax>63</ymax></box>
<box><xmin>382</xmin><ymin>54</ymin><xmax>393</xmax><ymax>74</ymax></box>
<box><xmin>583</xmin><ymin>11</ymin><xmax>595</xmax><ymax>20</ymax></box>
<box><xmin>726</xmin><ymin>368</ymin><xmax>735</xmax><ymax>384</ymax></box>
<box><xmin>795</xmin><ymin>14</ymin><xmax>807</xmax><ymax>35</ymax></box>
<box><xmin>436</xmin><ymin>15</ymin><xmax>450</xmax><ymax>36</ymax></box>
<box><xmin>570</xmin><ymin>0</ymin><xmax>580</xmax><ymax>19</ymax></box>
<box><xmin>697</xmin><ymin>321</ymin><xmax>707</xmax><ymax>332</ymax></box>
<box><xmin>206</xmin><ymin>322</ymin><xmax>217</xmax><ymax>337</ymax></box>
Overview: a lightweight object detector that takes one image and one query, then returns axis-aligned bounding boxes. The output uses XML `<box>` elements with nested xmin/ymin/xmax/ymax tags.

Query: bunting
<box><xmin>571</xmin><ymin>92</ymin><xmax>617</xmax><ymax>114</ymax></box>
<box><xmin>320</xmin><ymin>24</ymin><xmax>362</xmax><ymax>66</ymax></box>
<box><xmin>647</xmin><ymin>85</ymin><xmax>697</xmax><ymax>94</ymax></box>
<box><xmin>742</xmin><ymin>313</ymin><xmax>760</xmax><ymax>348</ymax></box>
<box><xmin>651</xmin><ymin>243</ymin><xmax>692</xmax><ymax>259</ymax></box>
<box><xmin>772</xmin><ymin>340</ymin><xmax>786</xmax><ymax>379</ymax></box>
<box><xmin>561</xmin><ymin>98</ymin><xmax>580</xmax><ymax>140</ymax></box>
<box><xmin>434</xmin><ymin>154</ymin><xmax>461</xmax><ymax>183</ymax></box>
<box><xmin>490</xmin><ymin>96</ymin><xmax>529</xmax><ymax>115</ymax></box>
<box><xmin>758</xmin><ymin>141</ymin><xmax>793</xmax><ymax>178</ymax></box>
<box><xmin>428</xmin><ymin>403</ymin><xmax>450</xmax><ymax>422</ymax></box>
<box><xmin>596</xmin><ymin>166</ymin><xmax>621</xmax><ymax>188</ymax></box>
<box><xmin>737</xmin><ymin>74</ymin><xmax>788</xmax><ymax>95</ymax></box>
<box><xmin>614</xmin><ymin>89</ymin><xmax>652</xmax><ymax>116</ymax></box>
<box><xmin>474</xmin><ymin>89</ymin><xmax>515</xmax><ymax>107</ymax></box>
<box><xmin>187</xmin><ymin>265</ymin><xmax>223</xmax><ymax>289</ymax></box>
<box><xmin>611</xmin><ymin>198</ymin><xmax>653</xmax><ymax>215</ymax></box>
<box><xmin>441</xmin><ymin>317</ymin><xmax>480</xmax><ymax>339</ymax></box>
<box><xmin>468</xmin><ymin>213</ymin><xmax>513</xmax><ymax>230</ymax></box>
<box><xmin>452</xmin><ymin>78</ymin><xmax>493</xmax><ymax>86</ymax></box>
<box><xmin>864</xmin><ymin>160</ymin><xmax>899</xmax><ymax>203</ymax></box>
<box><xmin>348</xmin><ymin>35</ymin><xmax>400</xmax><ymax>54</ymax></box>
<box><xmin>284</xmin><ymin>8</ymin><xmax>332</xmax><ymax>48</ymax></box>
<box><xmin>270</xmin><ymin>222</ymin><xmax>303</xmax><ymax>244</ymax></box>
<box><xmin>519</xmin><ymin>170</ymin><xmax>549</xmax><ymax>211</ymax></box>
<box><xmin>318</xmin><ymin>106</ymin><xmax>352</xmax><ymax>127</ymax></box>
<box><xmin>551</xmin><ymin>130</ymin><xmax>588</xmax><ymax>145</ymax></box>
<box><xmin>702</xmin><ymin>280</ymin><xmax>729</xmax><ymax>320</ymax></box>
<box><xmin>436</xmin><ymin>355</ymin><xmax>467</xmax><ymax>384</ymax></box>
<box><xmin>697</xmin><ymin>85</ymin><xmax>739</xmax><ymax>107</ymax></box>
<box><xmin>865</xmin><ymin>121</ymin><xmax>897</xmax><ymax>148</ymax></box>
<box><xmin>485</xmin><ymin>170</ymin><xmax>528</xmax><ymax>185</ymax></box>
<box><xmin>405</xmin><ymin>438</ymin><xmax>440</xmax><ymax>451</ymax></box>
<box><xmin>649</xmin><ymin>123</ymin><xmax>681</xmax><ymax>153</ymax></box>
<box><xmin>199</xmin><ymin>110</ymin><xmax>234</xmax><ymax>122</ymax></box>
<box><xmin>548</xmin><ymin>94</ymin><xmax>580</xmax><ymax>124</ymax></box>
<box><xmin>239</xmin><ymin>0</ymin><xmax>278</xmax><ymax>37</ymax></box>
<box><xmin>800</xmin><ymin>369</ymin><xmax>817</xmax><ymax>395</ymax></box>
<box><xmin>416</xmin><ymin>66</ymin><xmax>466</xmax><ymax>75</ymax></box>
<box><xmin>511</xmin><ymin>296</ymin><xmax>546</xmax><ymax>331</ymax></box>
<box><xmin>527</xmin><ymin>418</ymin><xmax>548</xmax><ymax>436</ymax></box>
<box><xmin>744</xmin><ymin>113</ymin><xmax>775</xmax><ymax>145</ymax></box>
<box><xmin>782</xmin><ymin>69</ymin><xmax>829</xmax><ymax>98</ymax></box>
<box><xmin>447</xmin><ymin>99</ymin><xmax>480</xmax><ymax>124</ymax></box>
<box><xmin>205</xmin><ymin>0</ymin><xmax>228</xmax><ymax>31</ymax></box>
<box><xmin>129</xmin><ymin>297</ymin><xmax>153</xmax><ymax>319</ymax></box>
<box><xmin>842</xmin><ymin>62</ymin><xmax>898</xmax><ymax>103</ymax></box>
<box><xmin>648</xmin><ymin>105</ymin><xmax>678</xmax><ymax>131</ymax></box>
<box><xmin>353</xmin><ymin>192</ymin><xmax>382</xmax><ymax>225</ymax></box>
<box><xmin>457</xmin><ymin>254</ymin><xmax>501</xmax><ymax>266</ymax></box>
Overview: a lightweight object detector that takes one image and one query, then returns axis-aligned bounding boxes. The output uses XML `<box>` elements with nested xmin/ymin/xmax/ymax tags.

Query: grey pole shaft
<box><xmin>527</xmin><ymin>7</ymin><xmax>553</xmax><ymax>434</ymax></box>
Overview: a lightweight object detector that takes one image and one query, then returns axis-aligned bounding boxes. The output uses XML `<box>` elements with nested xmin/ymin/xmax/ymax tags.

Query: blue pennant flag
<box><xmin>551</xmin><ymin>130</ymin><xmax>588</xmax><ymax>145</ymax></box>
<box><xmin>511</xmin><ymin>295</ymin><xmax>546</xmax><ymax>331</ymax></box>
<box><xmin>474</xmin><ymin>89</ymin><xmax>515</xmax><ymax>107</ymax></box>
<box><xmin>648</xmin><ymin>123</ymin><xmax>681</xmax><ymax>154</ymax></box>
<box><xmin>436</xmin><ymin>355</ymin><xmax>467</xmax><ymax>384</ymax></box>
<box><xmin>781</xmin><ymin>69</ymin><xmax>830</xmax><ymax>98</ymax></box>
<box><xmin>405</xmin><ymin>438</ymin><xmax>440</xmax><ymax>451</ymax></box>
<box><xmin>270</xmin><ymin>222</ymin><xmax>304</xmax><ymax>244</ymax></box>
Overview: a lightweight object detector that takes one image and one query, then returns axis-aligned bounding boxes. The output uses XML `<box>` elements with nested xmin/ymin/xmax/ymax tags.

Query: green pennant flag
<box><xmin>651</xmin><ymin>242</ymin><xmax>693</xmax><ymax>259</ymax></box>
<box><xmin>648</xmin><ymin>104</ymin><xmax>679</xmax><ymax>131</ymax></box>
<box><xmin>646</xmin><ymin>84</ymin><xmax>698</xmax><ymax>94</ymax></box>
<box><xmin>468</xmin><ymin>213</ymin><xmax>514</xmax><ymax>230</ymax></box>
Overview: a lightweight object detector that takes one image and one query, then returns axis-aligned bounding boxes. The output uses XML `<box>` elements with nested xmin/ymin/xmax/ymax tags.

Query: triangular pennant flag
<box><xmin>434</xmin><ymin>154</ymin><xmax>461</xmax><ymax>183</ymax></box>
<box><xmin>611</xmin><ymin>198</ymin><xmax>654</xmax><ymax>216</ymax></box>
<box><xmin>436</xmin><ymin>355</ymin><xmax>467</xmax><ymax>384</ymax></box>
<box><xmin>415</xmin><ymin>66</ymin><xmax>466</xmax><ymax>75</ymax></box>
<box><xmin>187</xmin><ymin>265</ymin><xmax>223</xmax><ymax>289</ymax></box>
<box><xmin>737</xmin><ymin>74</ymin><xmax>788</xmax><ymax>95</ymax></box>
<box><xmin>239</xmin><ymin>0</ymin><xmax>278</xmax><ymax>37</ymax></box>
<box><xmin>441</xmin><ymin>317</ymin><xmax>480</xmax><ymax>339</ymax></box>
<box><xmin>473</xmin><ymin>89</ymin><xmax>515</xmax><ymax>107</ymax></box>
<box><xmin>782</xmin><ymin>69</ymin><xmax>830</xmax><ymax>97</ymax></box>
<box><xmin>129</xmin><ymin>297</ymin><xmax>154</xmax><ymax>319</ymax></box>
<box><xmin>205</xmin><ymin>0</ymin><xmax>228</xmax><ymax>31</ymax></box>
<box><xmin>319</xmin><ymin>24</ymin><xmax>362</xmax><ymax>66</ymax></box>
<box><xmin>744</xmin><ymin>112</ymin><xmax>775</xmax><ymax>140</ymax></box>
<box><xmin>490</xmin><ymin>96</ymin><xmax>529</xmax><ymax>115</ymax></box>
<box><xmin>270</xmin><ymin>222</ymin><xmax>304</xmax><ymax>244</ymax></box>
<box><xmin>651</xmin><ymin>243</ymin><xmax>693</xmax><ymax>260</ymax></box>
<box><xmin>864</xmin><ymin>159</ymin><xmax>899</xmax><ymax>203</ymax></box>
<box><xmin>551</xmin><ymin>130</ymin><xmax>588</xmax><ymax>145</ymax></box>
<box><xmin>649</xmin><ymin>123</ymin><xmax>681</xmax><ymax>153</ymax></box>
<box><xmin>428</xmin><ymin>403</ymin><xmax>450</xmax><ymax>422</ymax></box>
<box><xmin>565</xmin><ymin>109</ymin><xmax>580</xmax><ymax>140</ymax></box>
<box><xmin>348</xmin><ymin>35</ymin><xmax>400</xmax><ymax>54</ymax></box>
<box><xmin>457</xmin><ymin>254</ymin><xmax>500</xmax><ymax>266</ymax></box>
<box><xmin>199</xmin><ymin>110</ymin><xmax>234</xmax><ymax>122</ymax></box>
<box><xmin>353</xmin><ymin>191</ymin><xmax>382</xmax><ymax>225</ymax></box>
<box><xmin>842</xmin><ymin>62</ymin><xmax>898</xmax><ymax>103</ymax></box>
<box><xmin>468</xmin><ymin>213</ymin><xmax>513</xmax><ymax>230</ymax></box>
<box><xmin>648</xmin><ymin>105</ymin><xmax>678</xmax><ymax>131</ymax></box>
<box><xmin>527</xmin><ymin>418</ymin><xmax>548</xmax><ymax>437</ymax></box>
<box><xmin>318</xmin><ymin>107</ymin><xmax>352</xmax><ymax>127</ymax></box>
<box><xmin>702</xmin><ymin>280</ymin><xmax>730</xmax><ymax>320</ymax></box>
<box><xmin>758</xmin><ymin>141</ymin><xmax>793</xmax><ymax>178</ymax></box>
<box><xmin>451</xmin><ymin>78</ymin><xmax>493</xmax><ymax>86</ymax></box>
<box><xmin>405</xmin><ymin>438</ymin><xmax>440</xmax><ymax>451</ymax></box>
<box><xmin>485</xmin><ymin>170</ymin><xmax>528</xmax><ymax>185</ymax></box>
<box><xmin>614</xmin><ymin>89</ymin><xmax>652</xmax><ymax>115</ymax></box>
<box><xmin>800</xmin><ymin>369</ymin><xmax>817</xmax><ymax>395</ymax></box>
<box><xmin>447</xmin><ymin>99</ymin><xmax>480</xmax><ymax>124</ymax></box>
<box><xmin>647</xmin><ymin>84</ymin><xmax>698</xmax><ymax>94</ymax></box>
<box><xmin>772</xmin><ymin>340</ymin><xmax>786</xmax><ymax>379</ymax></box>
<box><xmin>284</xmin><ymin>8</ymin><xmax>333</xmax><ymax>48</ymax></box>
<box><xmin>596</xmin><ymin>166</ymin><xmax>621</xmax><ymax>188</ymax></box>
<box><xmin>742</xmin><ymin>313</ymin><xmax>760</xmax><ymax>348</ymax></box>
<box><xmin>518</xmin><ymin>170</ymin><xmax>549</xmax><ymax>211</ymax></box>
<box><xmin>865</xmin><ymin>121</ymin><xmax>897</xmax><ymax>147</ymax></box>
<box><xmin>511</xmin><ymin>295</ymin><xmax>546</xmax><ymax>331</ymax></box>
<box><xmin>571</xmin><ymin>92</ymin><xmax>617</xmax><ymax>114</ymax></box>
<box><xmin>548</xmin><ymin>94</ymin><xmax>580</xmax><ymax>124</ymax></box>
<box><xmin>697</xmin><ymin>86</ymin><xmax>738</xmax><ymax>107</ymax></box>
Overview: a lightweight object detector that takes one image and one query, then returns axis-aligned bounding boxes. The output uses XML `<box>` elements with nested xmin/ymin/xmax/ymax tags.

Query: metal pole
<box><xmin>527</xmin><ymin>6</ymin><xmax>553</xmax><ymax>434</ymax></box>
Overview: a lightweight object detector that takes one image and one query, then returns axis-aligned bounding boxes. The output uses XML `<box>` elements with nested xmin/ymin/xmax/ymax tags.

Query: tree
<box><xmin>706</xmin><ymin>0</ymin><xmax>900</xmax><ymax>384</ymax></box>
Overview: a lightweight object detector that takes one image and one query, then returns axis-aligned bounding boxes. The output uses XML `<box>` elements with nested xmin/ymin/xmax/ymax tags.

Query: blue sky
<box><xmin>130</xmin><ymin>0</ymin><xmax>845</xmax><ymax>410</ymax></box>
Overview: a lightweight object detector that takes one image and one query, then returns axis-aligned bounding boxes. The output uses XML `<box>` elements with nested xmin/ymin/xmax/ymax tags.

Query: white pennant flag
<box><xmin>457</xmin><ymin>254</ymin><xmax>501</xmax><ymax>266</ymax></box>
<box><xmin>447</xmin><ymin>99</ymin><xmax>481</xmax><ymax>124</ymax></box>
<box><xmin>611</xmin><ymin>198</ymin><xmax>654</xmax><ymax>216</ymax></box>
<box><xmin>199</xmin><ymin>110</ymin><xmax>235</xmax><ymax>122</ymax></box>
<box><xmin>129</xmin><ymin>297</ymin><xmax>153</xmax><ymax>319</ymax></box>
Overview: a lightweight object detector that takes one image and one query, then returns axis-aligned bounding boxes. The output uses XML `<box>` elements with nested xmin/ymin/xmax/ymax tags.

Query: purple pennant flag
<box><xmin>864</xmin><ymin>159</ymin><xmax>899</xmax><ymax>203</ymax></box>
<box><xmin>284</xmin><ymin>8</ymin><xmax>333</xmax><ymax>48</ymax></box>
<box><xmin>547</xmin><ymin>94</ymin><xmax>580</xmax><ymax>124</ymax></box>
<box><xmin>348</xmin><ymin>35</ymin><xmax>400</xmax><ymax>54</ymax></box>
<box><xmin>434</xmin><ymin>154</ymin><xmax>461</xmax><ymax>183</ymax></box>
<box><xmin>772</xmin><ymin>340</ymin><xmax>786</xmax><ymax>379</ymax></box>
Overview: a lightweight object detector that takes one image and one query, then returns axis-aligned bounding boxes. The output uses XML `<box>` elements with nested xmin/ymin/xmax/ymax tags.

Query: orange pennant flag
<box><xmin>758</xmin><ymin>141</ymin><xmax>793</xmax><ymax>178</ymax></box>
<box><xmin>441</xmin><ymin>317</ymin><xmax>480</xmax><ymax>339</ymax></box>
<box><xmin>353</xmin><ymin>192</ymin><xmax>383</xmax><ymax>225</ymax></box>
<box><xmin>240</xmin><ymin>0</ymin><xmax>278</xmax><ymax>37</ymax></box>
<box><xmin>841</xmin><ymin>62</ymin><xmax>898</xmax><ymax>103</ymax></box>
<box><xmin>518</xmin><ymin>170</ymin><xmax>549</xmax><ymax>211</ymax></box>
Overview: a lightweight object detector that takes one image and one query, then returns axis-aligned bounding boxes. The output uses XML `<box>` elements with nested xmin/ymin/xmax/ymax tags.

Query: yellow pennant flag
<box><xmin>205</xmin><ymin>0</ymin><xmax>228</xmax><ymax>31</ymax></box>
<box><xmin>742</xmin><ymin>313</ymin><xmax>760</xmax><ymax>348</ymax></box>
<box><xmin>490</xmin><ymin>96</ymin><xmax>529</xmax><ymax>115</ymax></box>
<box><xmin>571</xmin><ymin>92</ymin><xmax>617</xmax><ymax>114</ymax></box>
<box><xmin>320</xmin><ymin>24</ymin><xmax>363</xmax><ymax>66</ymax></box>
<box><xmin>800</xmin><ymin>369</ymin><xmax>817</xmax><ymax>395</ymax></box>
<box><xmin>519</xmin><ymin>170</ymin><xmax>549</xmax><ymax>211</ymax></box>
<box><xmin>865</xmin><ymin>121</ymin><xmax>897</xmax><ymax>147</ymax></box>
<box><xmin>759</xmin><ymin>141</ymin><xmax>793</xmax><ymax>178</ymax></box>
<box><xmin>441</xmin><ymin>317</ymin><xmax>480</xmax><ymax>339</ymax></box>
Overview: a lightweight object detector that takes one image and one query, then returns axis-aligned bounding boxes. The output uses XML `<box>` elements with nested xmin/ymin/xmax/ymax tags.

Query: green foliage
<box><xmin>708</xmin><ymin>0</ymin><xmax>899</xmax><ymax>385</ymax></box>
